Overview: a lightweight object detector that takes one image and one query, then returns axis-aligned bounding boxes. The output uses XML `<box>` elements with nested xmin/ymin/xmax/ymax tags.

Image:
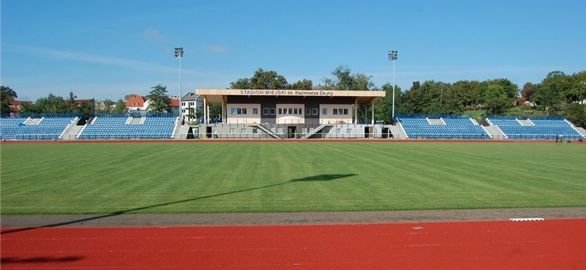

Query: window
<box><xmin>252</xmin><ymin>128</ymin><xmax>258</xmax><ymax>134</ymax></box>
<box><xmin>263</xmin><ymin>108</ymin><xmax>269</xmax><ymax>115</ymax></box>
<box><xmin>231</xmin><ymin>108</ymin><xmax>237</xmax><ymax>115</ymax></box>
<box><xmin>288</xmin><ymin>108</ymin><xmax>292</xmax><ymax>114</ymax></box>
<box><xmin>270</xmin><ymin>108</ymin><xmax>276</xmax><ymax>115</ymax></box>
<box><xmin>312</xmin><ymin>108</ymin><xmax>318</xmax><ymax>115</ymax></box>
<box><xmin>242</xmin><ymin>108</ymin><xmax>247</xmax><ymax>114</ymax></box>
<box><xmin>333</xmin><ymin>109</ymin><xmax>338</xmax><ymax>115</ymax></box>
<box><xmin>252</xmin><ymin>108</ymin><xmax>258</xmax><ymax>115</ymax></box>
<box><xmin>299</xmin><ymin>108</ymin><xmax>303</xmax><ymax>115</ymax></box>
<box><xmin>343</xmin><ymin>108</ymin><xmax>348</xmax><ymax>115</ymax></box>
<box><xmin>293</xmin><ymin>108</ymin><xmax>298</xmax><ymax>114</ymax></box>
<box><xmin>322</xmin><ymin>108</ymin><xmax>327</xmax><ymax>115</ymax></box>
<box><xmin>189</xmin><ymin>102</ymin><xmax>194</xmax><ymax>106</ymax></box>
<box><xmin>306</xmin><ymin>108</ymin><xmax>311</xmax><ymax>115</ymax></box>
<box><xmin>237</xmin><ymin>108</ymin><xmax>242</xmax><ymax>114</ymax></box>
<box><xmin>181</xmin><ymin>102</ymin><xmax>186</xmax><ymax>106</ymax></box>
<box><xmin>278</xmin><ymin>108</ymin><xmax>282</xmax><ymax>114</ymax></box>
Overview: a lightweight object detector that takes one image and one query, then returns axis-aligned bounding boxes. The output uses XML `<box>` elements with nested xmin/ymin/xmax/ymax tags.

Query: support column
<box><xmin>354</xmin><ymin>98</ymin><xmax>358</xmax><ymax>124</ymax></box>
<box><xmin>371</xmin><ymin>99</ymin><xmax>375</xmax><ymax>125</ymax></box>
<box><xmin>203</xmin><ymin>97</ymin><xmax>207</xmax><ymax>124</ymax></box>
<box><xmin>221</xmin><ymin>101</ymin><xmax>225</xmax><ymax>124</ymax></box>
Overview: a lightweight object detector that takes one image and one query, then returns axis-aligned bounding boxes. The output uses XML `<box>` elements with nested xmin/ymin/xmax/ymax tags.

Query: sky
<box><xmin>1</xmin><ymin>0</ymin><xmax>585</xmax><ymax>101</ymax></box>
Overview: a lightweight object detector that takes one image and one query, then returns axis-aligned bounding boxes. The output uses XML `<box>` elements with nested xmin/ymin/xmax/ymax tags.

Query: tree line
<box><xmin>228</xmin><ymin>67</ymin><xmax>585</xmax><ymax>126</ymax></box>
<box><xmin>0</xmin><ymin>84</ymin><xmax>175</xmax><ymax>117</ymax></box>
<box><xmin>2</xmin><ymin>67</ymin><xmax>585</xmax><ymax>126</ymax></box>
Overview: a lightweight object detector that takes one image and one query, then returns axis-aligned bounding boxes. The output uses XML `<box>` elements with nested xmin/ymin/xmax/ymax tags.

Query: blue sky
<box><xmin>2</xmin><ymin>0</ymin><xmax>585</xmax><ymax>100</ymax></box>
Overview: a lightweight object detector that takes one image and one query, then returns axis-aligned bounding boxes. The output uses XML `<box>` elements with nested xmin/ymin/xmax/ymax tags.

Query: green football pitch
<box><xmin>1</xmin><ymin>142</ymin><xmax>585</xmax><ymax>214</ymax></box>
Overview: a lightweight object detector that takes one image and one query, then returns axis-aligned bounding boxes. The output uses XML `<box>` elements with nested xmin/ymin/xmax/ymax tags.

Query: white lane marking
<box><xmin>509</xmin><ymin>217</ymin><xmax>544</xmax><ymax>222</ymax></box>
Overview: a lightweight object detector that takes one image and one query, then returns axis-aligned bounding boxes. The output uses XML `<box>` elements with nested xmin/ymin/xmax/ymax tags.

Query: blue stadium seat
<box><xmin>78</xmin><ymin>116</ymin><xmax>176</xmax><ymax>139</ymax></box>
<box><xmin>487</xmin><ymin>117</ymin><xmax>584</xmax><ymax>140</ymax></box>
<box><xmin>397</xmin><ymin>116</ymin><xmax>489</xmax><ymax>139</ymax></box>
<box><xmin>0</xmin><ymin>117</ymin><xmax>75</xmax><ymax>140</ymax></box>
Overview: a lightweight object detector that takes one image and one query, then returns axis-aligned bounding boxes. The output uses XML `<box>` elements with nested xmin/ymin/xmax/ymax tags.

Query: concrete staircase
<box><xmin>60</xmin><ymin>117</ymin><xmax>80</xmax><ymax>140</ymax></box>
<box><xmin>62</xmin><ymin>124</ymin><xmax>84</xmax><ymax>140</ymax></box>
<box><xmin>175</xmin><ymin>125</ymin><xmax>190</xmax><ymax>139</ymax></box>
<box><xmin>483</xmin><ymin>125</ymin><xmax>507</xmax><ymax>139</ymax></box>
<box><xmin>301</xmin><ymin>123</ymin><xmax>332</xmax><ymax>139</ymax></box>
<box><xmin>517</xmin><ymin>119</ymin><xmax>535</xmax><ymax>126</ymax></box>
<box><xmin>249</xmin><ymin>124</ymin><xmax>282</xmax><ymax>139</ymax></box>
<box><xmin>575</xmin><ymin>127</ymin><xmax>586</xmax><ymax>138</ymax></box>
<box><xmin>427</xmin><ymin>117</ymin><xmax>446</xmax><ymax>125</ymax></box>
<box><xmin>388</xmin><ymin>125</ymin><xmax>407</xmax><ymax>139</ymax></box>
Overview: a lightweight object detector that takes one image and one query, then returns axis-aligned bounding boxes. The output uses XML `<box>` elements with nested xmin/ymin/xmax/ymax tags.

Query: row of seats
<box><xmin>0</xmin><ymin>117</ymin><xmax>75</xmax><ymax>140</ymax></box>
<box><xmin>488</xmin><ymin>118</ymin><xmax>583</xmax><ymax>140</ymax></box>
<box><xmin>78</xmin><ymin>116</ymin><xmax>176</xmax><ymax>139</ymax></box>
<box><xmin>398</xmin><ymin>117</ymin><xmax>490</xmax><ymax>139</ymax></box>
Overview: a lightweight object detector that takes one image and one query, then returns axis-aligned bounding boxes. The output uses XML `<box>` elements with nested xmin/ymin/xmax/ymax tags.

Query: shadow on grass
<box><xmin>1</xmin><ymin>173</ymin><xmax>356</xmax><ymax>235</ymax></box>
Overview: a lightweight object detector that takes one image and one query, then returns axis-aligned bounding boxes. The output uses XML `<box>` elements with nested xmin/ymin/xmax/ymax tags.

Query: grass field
<box><xmin>1</xmin><ymin>142</ymin><xmax>585</xmax><ymax>214</ymax></box>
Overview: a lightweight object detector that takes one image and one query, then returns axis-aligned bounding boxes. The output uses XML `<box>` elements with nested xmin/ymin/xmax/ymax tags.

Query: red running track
<box><xmin>2</xmin><ymin>220</ymin><xmax>585</xmax><ymax>270</ymax></box>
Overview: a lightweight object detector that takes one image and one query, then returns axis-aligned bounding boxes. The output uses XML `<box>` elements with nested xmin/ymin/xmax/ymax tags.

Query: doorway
<box><xmin>287</xmin><ymin>126</ymin><xmax>296</xmax><ymax>139</ymax></box>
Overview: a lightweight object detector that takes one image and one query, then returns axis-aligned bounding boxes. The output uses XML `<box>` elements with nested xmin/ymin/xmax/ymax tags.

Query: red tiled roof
<box><xmin>125</xmin><ymin>95</ymin><xmax>146</xmax><ymax>108</ymax></box>
<box><xmin>168</xmin><ymin>98</ymin><xmax>180</xmax><ymax>107</ymax></box>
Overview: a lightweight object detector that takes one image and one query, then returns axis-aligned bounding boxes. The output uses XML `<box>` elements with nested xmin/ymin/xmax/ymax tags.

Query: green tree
<box><xmin>101</xmin><ymin>99</ymin><xmax>115</xmax><ymax>113</ymax></box>
<box><xmin>532</xmin><ymin>71</ymin><xmax>569</xmax><ymax>114</ymax></box>
<box><xmin>324</xmin><ymin>66</ymin><xmax>374</xmax><ymax>90</ymax></box>
<box><xmin>375</xmin><ymin>83</ymin><xmax>402</xmax><ymax>123</ymax></box>
<box><xmin>34</xmin><ymin>94</ymin><xmax>67</xmax><ymax>113</ymax></box>
<box><xmin>78</xmin><ymin>99</ymin><xmax>95</xmax><ymax>118</ymax></box>
<box><xmin>147</xmin><ymin>84</ymin><xmax>170</xmax><ymax>113</ymax></box>
<box><xmin>230</xmin><ymin>68</ymin><xmax>288</xmax><ymax>89</ymax></box>
<box><xmin>289</xmin><ymin>79</ymin><xmax>313</xmax><ymax>90</ymax></box>
<box><xmin>484</xmin><ymin>85</ymin><xmax>510</xmax><ymax>115</ymax></box>
<box><xmin>1</xmin><ymin>85</ymin><xmax>18</xmax><ymax>115</ymax></box>
<box><xmin>113</xmin><ymin>99</ymin><xmax>126</xmax><ymax>113</ymax></box>
<box><xmin>563</xmin><ymin>103</ymin><xmax>586</xmax><ymax>127</ymax></box>
<box><xmin>521</xmin><ymin>82</ymin><xmax>536</xmax><ymax>101</ymax></box>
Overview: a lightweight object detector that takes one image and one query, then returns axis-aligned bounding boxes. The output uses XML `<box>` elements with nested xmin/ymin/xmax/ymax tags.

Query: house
<box><xmin>180</xmin><ymin>92</ymin><xmax>202</xmax><ymax>122</ymax></box>
<box><xmin>125</xmin><ymin>95</ymin><xmax>147</xmax><ymax>112</ymax></box>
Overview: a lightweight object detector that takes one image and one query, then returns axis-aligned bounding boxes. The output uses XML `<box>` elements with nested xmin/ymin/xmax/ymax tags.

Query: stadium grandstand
<box><xmin>486</xmin><ymin>117</ymin><xmax>584</xmax><ymax>140</ymax></box>
<box><xmin>197</xmin><ymin>89</ymin><xmax>385</xmax><ymax>139</ymax></box>
<box><xmin>1</xmin><ymin>89</ymin><xmax>585</xmax><ymax>141</ymax></box>
<box><xmin>397</xmin><ymin>116</ymin><xmax>490</xmax><ymax>139</ymax></box>
<box><xmin>78</xmin><ymin>115</ymin><xmax>178</xmax><ymax>139</ymax></box>
<box><xmin>0</xmin><ymin>116</ymin><xmax>77</xmax><ymax>140</ymax></box>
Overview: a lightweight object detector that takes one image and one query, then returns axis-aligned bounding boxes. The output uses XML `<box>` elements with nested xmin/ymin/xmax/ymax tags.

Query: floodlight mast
<box><xmin>174</xmin><ymin>47</ymin><xmax>184</xmax><ymax>123</ymax></box>
<box><xmin>388</xmin><ymin>50</ymin><xmax>398</xmax><ymax>122</ymax></box>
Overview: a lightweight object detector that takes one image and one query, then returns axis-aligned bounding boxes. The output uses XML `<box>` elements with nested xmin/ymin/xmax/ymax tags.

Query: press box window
<box><xmin>322</xmin><ymin>108</ymin><xmax>327</xmax><ymax>115</ymax></box>
<box><xmin>343</xmin><ymin>108</ymin><xmax>348</xmax><ymax>115</ymax></box>
<box><xmin>252</xmin><ymin>108</ymin><xmax>258</xmax><ymax>115</ymax></box>
<box><xmin>270</xmin><ymin>108</ymin><xmax>276</xmax><ymax>115</ymax></box>
<box><xmin>333</xmin><ymin>109</ymin><xmax>338</xmax><ymax>115</ymax></box>
<box><xmin>263</xmin><ymin>108</ymin><xmax>269</xmax><ymax>115</ymax></box>
<box><xmin>312</xmin><ymin>108</ymin><xmax>318</xmax><ymax>115</ymax></box>
<box><xmin>278</xmin><ymin>108</ymin><xmax>283</xmax><ymax>114</ymax></box>
<box><xmin>231</xmin><ymin>108</ymin><xmax>237</xmax><ymax>115</ymax></box>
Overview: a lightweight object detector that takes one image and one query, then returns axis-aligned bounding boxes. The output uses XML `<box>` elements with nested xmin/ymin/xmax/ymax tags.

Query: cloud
<box><xmin>13</xmin><ymin>45</ymin><xmax>202</xmax><ymax>75</ymax></box>
<box><xmin>143</xmin><ymin>27</ymin><xmax>165</xmax><ymax>42</ymax></box>
<box><xmin>207</xmin><ymin>45</ymin><xmax>229</xmax><ymax>54</ymax></box>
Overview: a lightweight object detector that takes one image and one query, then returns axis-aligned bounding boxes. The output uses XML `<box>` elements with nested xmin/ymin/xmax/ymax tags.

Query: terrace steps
<box><xmin>388</xmin><ymin>125</ymin><xmax>407</xmax><ymax>139</ymax></box>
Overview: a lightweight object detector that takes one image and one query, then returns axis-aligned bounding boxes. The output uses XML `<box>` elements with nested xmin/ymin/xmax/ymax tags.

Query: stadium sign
<box><xmin>239</xmin><ymin>89</ymin><xmax>334</xmax><ymax>97</ymax></box>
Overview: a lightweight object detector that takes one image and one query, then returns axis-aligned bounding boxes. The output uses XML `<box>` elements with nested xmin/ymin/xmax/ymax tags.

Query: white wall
<box><xmin>276</xmin><ymin>104</ymin><xmax>305</xmax><ymax>124</ymax></box>
<box><xmin>226</xmin><ymin>103</ymin><xmax>261</xmax><ymax>124</ymax></box>
<box><xmin>319</xmin><ymin>104</ymin><xmax>353</xmax><ymax>124</ymax></box>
